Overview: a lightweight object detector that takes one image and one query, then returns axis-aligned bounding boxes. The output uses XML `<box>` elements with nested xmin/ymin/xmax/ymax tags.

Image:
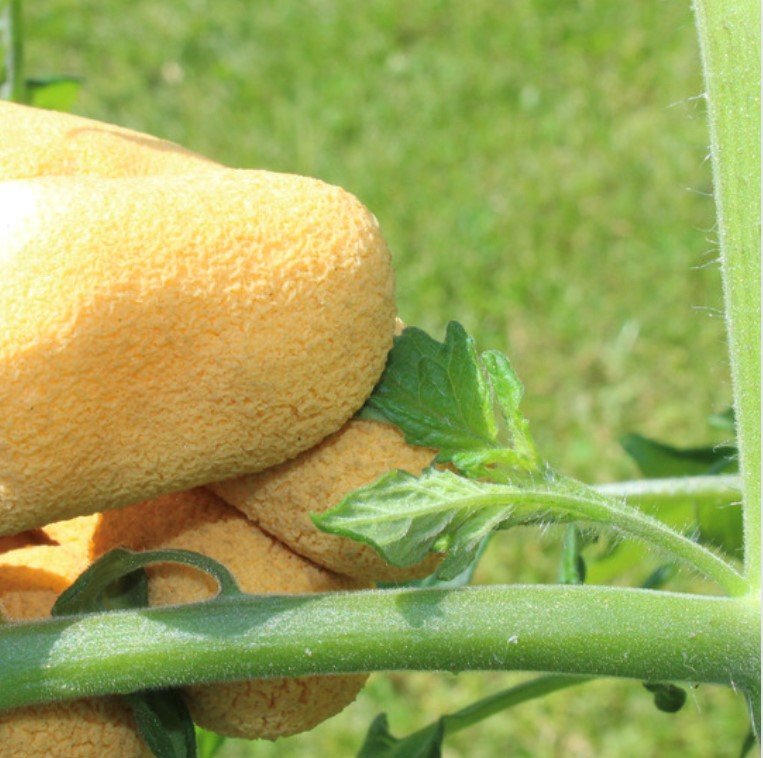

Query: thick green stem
<box><xmin>0</xmin><ymin>0</ymin><xmax>24</xmax><ymax>102</ymax></box>
<box><xmin>0</xmin><ymin>585</ymin><xmax>757</xmax><ymax>712</ymax></box>
<box><xmin>693</xmin><ymin>0</ymin><xmax>761</xmax><ymax>587</ymax></box>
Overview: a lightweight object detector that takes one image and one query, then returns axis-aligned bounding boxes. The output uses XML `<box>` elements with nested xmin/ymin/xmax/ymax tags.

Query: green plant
<box><xmin>1</xmin><ymin>0</ymin><xmax>79</xmax><ymax>109</ymax></box>
<box><xmin>0</xmin><ymin>1</ymin><xmax>759</xmax><ymax>756</ymax></box>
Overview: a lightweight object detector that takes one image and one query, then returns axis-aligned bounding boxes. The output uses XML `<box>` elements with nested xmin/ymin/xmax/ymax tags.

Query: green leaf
<box><xmin>357</xmin><ymin>713</ymin><xmax>444</xmax><ymax>758</ymax></box>
<box><xmin>696</xmin><ymin>501</ymin><xmax>744</xmax><ymax>560</ymax></box>
<box><xmin>124</xmin><ymin>690</ymin><xmax>197</xmax><ymax>758</ymax></box>
<box><xmin>640</xmin><ymin>563</ymin><xmax>678</xmax><ymax>590</ymax></box>
<box><xmin>315</xmin><ymin>467</ymin><xmax>521</xmax><ymax>580</ymax></box>
<box><xmin>51</xmin><ymin>548</ymin><xmax>240</xmax><ymax>758</ymax></box>
<box><xmin>360</xmin><ymin>322</ymin><xmax>539</xmax><ymax>479</ymax></box>
<box><xmin>739</xmin><ymin>730</ymin><xmax>757</xmax><ymax>758</ymax></box>
<box><xmin>26</xmin><ymin>76</ymin><xmax>81</xmax><ymax>111</ymax></box>
<box><xmin>194</xmin><ymin>729</ymin><xmax>226</xmax><ymax>758</ymax></box>
<box><xmin>315</xmin><ymin>466</ymin><xmax>744</xmax><ymax>590</ymax></box>
<box><xmin>643</xmin><ymin>682</ymin><xmax>688</xmax><ymax>713</ymax></box>
<box><xmin>378</xmin><ymin>536</ymin><xmax>490</xmax><ymax>590</ymax></box>
<box><xmin>620</xmin><ymin>433</ymin><xmax>737</xmax><ymax>477</ymax></box>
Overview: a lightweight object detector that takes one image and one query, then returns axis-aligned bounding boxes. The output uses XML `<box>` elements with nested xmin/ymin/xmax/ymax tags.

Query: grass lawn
<box><xmin>25</xmin><ymin>1</ymin><xmax>745</xmax><ymax>755</ymax></box>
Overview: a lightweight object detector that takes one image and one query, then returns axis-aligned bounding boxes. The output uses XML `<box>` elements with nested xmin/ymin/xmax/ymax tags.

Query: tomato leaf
<box><xmin>357</xmin><ymin>713</ymin><xmax>444</xmax><ymax>758</ymax></box>
<box><xmin>640</xmin><ymin>563</ymin><xmax>678</xmax><ymax>589</ymax></box>
<box><xmin>314</xmin><ymin>466</ymin><xmax>695</xmax><ymax>582</ymax></box>
<box><xmin>26</xmin><ymin>76</ymin><xmax>82</xmax><ymax>111</ymax></box>
<box><xmin>194</xmin><ymin>729</ymin><xmax>226</xmax><ymax>758</ymax></box>
<box><xmin>360</xmin><ymin>322</ymin><xmax>539</xmax><ymax>480</ymax></box>
<box><xmin>378</xmin><ymin>535</ymin><xmax>490</xmax><ymax>589</ymax></box>
<box><xmin>739</xmin><ymin>730</ymin><xmax>757</xmax><ymax>758</ymax></box>
<box><xmin>620</xmin><ymin>433</ymin><xmax>737</xmax><ymax>477</ymax></box>
<box><xmin>315</xmin><ymin>468</ymin><xmax>515</xmax><ymax>579</ymax></box>
<box><xmin>695</xmin><ymin>502</ymin><xmax>744</xmax><ymax>560</ymax></box>
<box><xmin>124</xmin><ymin>690</ymin><xmax>197</xmax><ymax>758</ymax></box>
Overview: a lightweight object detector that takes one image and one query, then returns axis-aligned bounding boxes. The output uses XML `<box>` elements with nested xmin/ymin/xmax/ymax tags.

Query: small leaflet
<box><xmin>357</xmin><ymin>713</ymin><xmax>444</xmax><ymax>758</ymax></box>
<box><xmin>620</xmin><ymin>433</ymin><xmax>737</xmax><ymax>478</ymax></box>
<box><xmin>123</xmin><ymin>690</ymin><xmax>198</xmax><ymax>758</ymax></box>
<box><xmin>27</xmin><ymin>76</ymin><xmax>82</xmax><ymax>111</ymax></box>
<box><xmin>360</xmin><ymin>322</ymin><xmax>539</xmax><ymax>480</ymax></box>
<box><xmin>315</xmin><ymin>467</ymin><xmax>621</xmax><ymax>581</ymax></box>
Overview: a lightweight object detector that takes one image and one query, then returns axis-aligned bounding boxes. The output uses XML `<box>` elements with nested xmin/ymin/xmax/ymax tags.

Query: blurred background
<box><xmin>25</xmin><ymin>1</ymin><xmax>744</xmax><ymax>754</ymax></box>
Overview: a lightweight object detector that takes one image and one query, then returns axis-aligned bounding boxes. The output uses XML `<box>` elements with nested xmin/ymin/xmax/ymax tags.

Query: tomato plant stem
<box><xmin>392</xmin><ymin>485</ymin><xmax>746</xmax><ymax>594</ymax></box>
<box><xmin>594</xmin><ymin>474</ymin><xmax>740</xmax><ymax>505</ymax></box>
<box><xmin>0</xmin><ymin>586</ymin><xmax>757</xmax><ymax>712</ymax></box>
<box><xmin>693</xmin><ymin>0</ymin><xmax>761</xmax><ymax>589</ymax></box>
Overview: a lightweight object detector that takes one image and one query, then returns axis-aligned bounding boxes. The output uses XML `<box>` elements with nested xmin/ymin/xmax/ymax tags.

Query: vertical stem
<box><xmin>0</xmin><ymin>0</ymin><xmax>24</xmax><ymax>102</ymax></box>
<box><xmin>693</xmin><ymin>0</ymin><xmax>761</xmax><ymax>588</ymax></box>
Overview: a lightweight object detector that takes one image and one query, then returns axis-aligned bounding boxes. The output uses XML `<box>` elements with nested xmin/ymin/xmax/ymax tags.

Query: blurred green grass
<box><xmin>26</xmin><ymin>1</ymin><xmax>744</xmax><ymax>755</ymax></box>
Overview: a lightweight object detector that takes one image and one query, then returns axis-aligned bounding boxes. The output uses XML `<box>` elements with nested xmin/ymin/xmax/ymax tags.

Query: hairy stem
<box><xmin>318</xmin><ymin>471</ymin><xmax>746</xmax><ymax>593</ymax></box>
<box><xmin>0</xmin><ymin>586</ymin><xmax>757</xmax><ymax>711</ymax></box>
<box><xmin>506</xmin><ymin>488</ymin><xmax>746</xmax><ymax>594</ymax></box>
<box><xmin>693</xmin><ymin>0</ymin><xmax>761</xmax><ymax>587</ymax></box>
<box><xmin>594</xmin><ymin>475</ymin><xmax>740</xmax><ymax>508</ymax></box>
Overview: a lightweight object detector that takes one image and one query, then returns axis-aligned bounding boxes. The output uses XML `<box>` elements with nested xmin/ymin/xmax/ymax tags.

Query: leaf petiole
<box><xmin>316</xmin><ymin>468</ymin><xmax>748</xmax><ymax>595</ymax></box>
